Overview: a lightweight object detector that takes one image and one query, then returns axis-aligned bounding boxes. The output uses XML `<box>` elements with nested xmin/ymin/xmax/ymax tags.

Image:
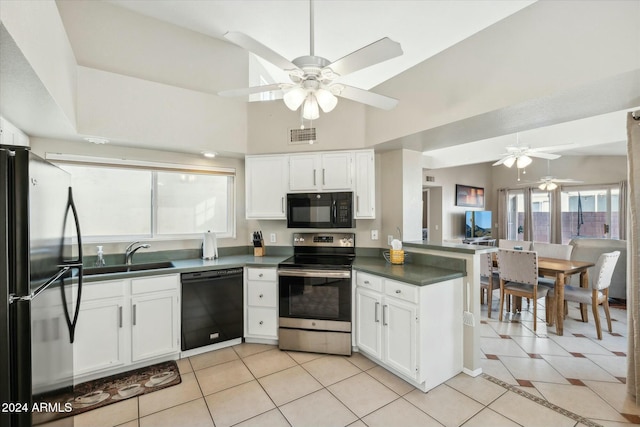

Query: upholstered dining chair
<box><xmin>563</xmin><ymin>251</ymin><xmax>620</xmax><ymax>340</ymax></box>
<box><xmin>497</xmin><ymin>249</ymin><xmax>552</xmax><ymax>332</ymax></box>
<box><xmin>480</xmin><ymin>252</ymin><xmax>497</xmax><ymax>318</ymax></box>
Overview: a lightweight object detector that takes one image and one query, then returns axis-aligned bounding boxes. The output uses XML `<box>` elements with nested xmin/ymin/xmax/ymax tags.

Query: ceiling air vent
<box><xmin>425</xmin><ymin>175</ymin><xmax>435</xmax><ymax>182</ymax></box>
<box><xmin>288</xmin><ymin>127</ymin><xmax>317</xmax><ymax>145</ymax></box>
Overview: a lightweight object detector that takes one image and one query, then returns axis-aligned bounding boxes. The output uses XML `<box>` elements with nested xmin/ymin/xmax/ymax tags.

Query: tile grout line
<box><xmin>481</xmin><ymin>373</ymin><xmax>605</xmax><ymax>427</ymax></box>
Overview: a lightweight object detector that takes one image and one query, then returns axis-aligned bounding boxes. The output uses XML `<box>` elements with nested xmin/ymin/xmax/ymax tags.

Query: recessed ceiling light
<box><xmin>202</xmin><ymin>151</ymin><xmax>217</xmax><ymax>158</ymax></box>
<box><xmin>84</xmin><ymin>137</ymin><xmax>109</xmax><ymax>145</ymax></box>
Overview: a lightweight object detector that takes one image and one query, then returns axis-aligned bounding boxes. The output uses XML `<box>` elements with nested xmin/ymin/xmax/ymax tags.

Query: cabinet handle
<box><xmin>259</xmin><ymin>321</ymin><xmax>264</xmax><ymax>325</ymax></box>
<box><xmin>281</xmin><ymin>197</ymin><xmax>285</xmax><ymax>213</ymax></box>
<box><xmin>118</xmin><ymin>306</ymin><xmax>123</xmax><ymax>328</ymax></box>
<box><xmin>357</xmin><ymin>195</ymin><xmax>360</xmax><ymax>214</ymax></box>
<box><xmin>395</xmin><ymin>289</ymin><xmax>401</xmax><ymax>294</ymax></box>
<box><xmin>375</xmin><ymin>302</ymin><xmax>380</xmax><ymax>323</ymax></box>
<box><xmin>383</xmin><ymin>304</ymin><xmax>388</xmax><ymax>326</ymax></box>
<box><xmin>259</xmin><ymin>294</ymin><xmax>264</xmax><ymax>298</ymax></box>
<box><xmin>322</xmin><ymin>169</ymin><xmax>326</xmax><ymax>185</ymax></box>
<box><xmin>132</xmin><ymin>304</ymin><xmax>137</xmax><ymax>326</ymax></box>
<box><xmin>259</xmin><ymin>273</ymin><xmax>263</xmax><ymax>278</ymax></box>
<box><xmin>364</xmin><ymin>280</ymin><xmax>370</xmax><ymax>285</ymax></box>
<box><xmin>313</xmin><ymin>169</ymin><xmax>316</xmax><ymax>186</ymax></box>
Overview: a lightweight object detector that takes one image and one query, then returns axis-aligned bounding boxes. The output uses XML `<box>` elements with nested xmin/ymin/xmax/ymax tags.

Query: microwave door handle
<box><xmin>332</xmin><ymin>200</ymin><xmax>337</xmax><ymax>222</ymax></box>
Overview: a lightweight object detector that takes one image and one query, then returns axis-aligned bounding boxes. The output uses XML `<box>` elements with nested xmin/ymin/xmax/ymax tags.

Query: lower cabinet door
<box><xmin>74</xmin><ymin>298</ymin><xmax>126</xmax><ymax>375</ymax></box>
<box><xmin>247</xmin><ymin>307</ymin><xmax>277</xmax><ymax>338</ymax></box>
<box><xmin>355</xmin><ymin>287</ymin><xmax>383</xmax><ymax>359</ymax></box>
<box><xmin>383</xmin><ymin>297</ymin><xmax>417</xmax><ymax>380</ymax></box>
<box><xmin>131</xmin><ymin>291</ymin><xmax>179</xmax><ymax>362</ymax></box>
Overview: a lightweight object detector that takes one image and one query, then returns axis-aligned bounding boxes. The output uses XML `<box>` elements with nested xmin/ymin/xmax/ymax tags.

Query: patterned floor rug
<box><xmin>33</xmin><ymin>360</ymin><xmax>181</xmax><ymax>425</ymax></box>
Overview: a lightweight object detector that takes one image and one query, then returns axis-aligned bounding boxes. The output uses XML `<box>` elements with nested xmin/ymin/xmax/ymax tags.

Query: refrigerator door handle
<box><xmin>9</xmin><ymin>266</ymin><xmax>71</xmax><ymax>304</ymax></box>
<box><xmin>59</xmin><ymin>187</ymin><xmax>84</xmax><ymax>343</ymax></box>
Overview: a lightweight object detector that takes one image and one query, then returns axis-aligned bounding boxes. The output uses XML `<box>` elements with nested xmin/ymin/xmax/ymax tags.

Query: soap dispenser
<box><xmin>95</xmin><ymin>246</ymin><xmax>106</xmax><ymax>267</ymax></box>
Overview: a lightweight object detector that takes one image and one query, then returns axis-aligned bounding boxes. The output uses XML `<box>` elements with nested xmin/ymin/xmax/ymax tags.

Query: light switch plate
<box><xmin>371</xmin><ymin>230</ymin><xmax>378</xmax><ymax>240</ymax></box>
<box><xmin>270</xmin><ymin>233</ymin><xmax>276</xmax><ymax>243</ymax></box>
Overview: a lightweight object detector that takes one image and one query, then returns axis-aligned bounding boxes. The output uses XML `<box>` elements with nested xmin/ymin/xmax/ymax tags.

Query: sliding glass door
<box><xmin>560</xmin><ymin>186</ymin><xmax>620</xmax><ymax>243</ymax></box>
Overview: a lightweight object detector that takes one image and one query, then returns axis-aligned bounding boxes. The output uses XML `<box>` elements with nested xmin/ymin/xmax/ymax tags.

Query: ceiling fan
<box><xmin>520</xmin><ymin>175</ymin><xmax>584</xmax><ymax>191</ymax></box>
<box><xmin>492</xmin><ymin>145</ymin><xmax>562</xmax><ymax>169</ymax></box>
<box><xmin>218</xmin><ymin>0</ymin><xmax>403</xmax><ymax>120</ymax></box>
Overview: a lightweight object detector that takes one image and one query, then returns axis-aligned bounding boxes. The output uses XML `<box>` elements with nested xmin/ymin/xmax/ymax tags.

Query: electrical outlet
<box><xmin>270</xmin><ymin>233</ymin><xmax>276</xmax><ymax>243</ymax></box>
<box><xmin>388</xmin><ymin>235</ymin><xmax>394</xmax><ymax>245</ymax></box>
<box><xmin>371</xmin><ymin>230</ymin><xmax>378</xmax><ymax>240</ymax></box>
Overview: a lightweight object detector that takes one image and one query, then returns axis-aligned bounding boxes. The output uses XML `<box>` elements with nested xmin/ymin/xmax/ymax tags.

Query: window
<box><xmin>531</xmin><ymin>191</ymin><xmax>551</xmax><ymax>243</ymax></box>
<box><xmin>56</xmin><ymin>158</ymin><xmax>235</xmax><ymax>241</ymax></box>
<box><xmin>560</xmin><ymin>186</ymin><xmax>620</xmax><ymax>243</ymax></box>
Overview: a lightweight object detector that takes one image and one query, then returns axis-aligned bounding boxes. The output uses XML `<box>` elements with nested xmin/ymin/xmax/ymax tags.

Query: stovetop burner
<box><xmin>278</xmin><ymin>232</ymin><xmax>356</xmax><ymax>270</ymax></box>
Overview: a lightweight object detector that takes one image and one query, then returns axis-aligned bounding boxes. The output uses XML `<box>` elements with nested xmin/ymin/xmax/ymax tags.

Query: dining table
<box><xmin>537</xmin><ymin>257</ymin><xmax>595</xmax><ymax>336</ymax></box>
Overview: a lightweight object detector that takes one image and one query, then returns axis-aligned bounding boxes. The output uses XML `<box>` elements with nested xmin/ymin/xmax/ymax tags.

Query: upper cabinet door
<box><xmin>320</xmin><ymin>152</ymin><xmax>353</xmax><ymax>191</ymax></box>
<box><xmin>245</xmin><ymin>155</ymin><xmax>289</xmax><ymax>219</ymax></box>
<box><xmin>289</xmin><ymin>154</ymin><xmax>320</xmax><ymax>191</ymax></box>
<box><xmin>354</xmin><ymin>151</ymin><xmax>375</xmax><ymax>219</ymax></box>
<box><xmin>289</xmin><ymin>152</ymin><xmax>353</xmax><ymax>192</ymax></box>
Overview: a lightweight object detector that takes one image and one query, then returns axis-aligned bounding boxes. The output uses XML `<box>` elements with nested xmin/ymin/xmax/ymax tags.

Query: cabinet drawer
<box><xmin>247</xmin><ymin>268</ymin><xmax>276</xmax><ymax>282</ymax></box>
<box><xmin>247</xmin><ymin>307</ymin><xmax>278</xmax><ymax>337</ymax></box>
<box><xmin>131</xmin><ymin>274</ymin><xmax>179</xmax><ymax>295</ymax></box>
<box><xmin>247</xmin><ymin>281</ymin><xmax>277</xmax><ymax>307</ymax></box>
<box><xmin>83</xmin><ymin>280</ymin><xmax>126</xmax><ymax>301</ymax></box>
<box><xmin>384</xmin><ymin>279</ymin><xmax>418</xmax><ymax>304</ymax></box>
<box><xmin>356</xmin><ymin>272</ymin><xmax>383</xmax><ymax>292</ymax></box>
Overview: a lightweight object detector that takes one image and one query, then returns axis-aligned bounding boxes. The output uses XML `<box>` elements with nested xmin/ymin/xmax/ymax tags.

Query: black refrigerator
<box><xmin>1</xmin><ymin>145</ymin><xmax>83</xmax><ymax>427</ymax></box>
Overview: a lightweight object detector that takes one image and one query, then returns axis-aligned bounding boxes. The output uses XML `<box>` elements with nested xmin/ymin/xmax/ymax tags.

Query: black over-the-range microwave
<box><xmin>286</xmin><ymin>192</ymin><xmax>355</xmax><ymax>229</ymax></box>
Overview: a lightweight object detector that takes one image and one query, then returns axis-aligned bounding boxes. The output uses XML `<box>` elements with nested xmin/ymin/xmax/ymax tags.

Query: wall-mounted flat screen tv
<box><xmin>465</xmin><ymin>210</ymin><xmax>492</xmax><ymax>238</ymax></box>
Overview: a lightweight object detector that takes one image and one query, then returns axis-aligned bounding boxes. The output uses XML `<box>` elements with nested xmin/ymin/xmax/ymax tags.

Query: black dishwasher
<box><xmin>181</xmin><ymin>268</ymin><xmax>243</xmax><ymax>351</ymax></box>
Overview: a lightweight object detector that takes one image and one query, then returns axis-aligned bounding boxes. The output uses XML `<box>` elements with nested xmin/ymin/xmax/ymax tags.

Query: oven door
<box><xmin>278</xmin><ymin>269</ymin><xmax>351</xmax><ymax>322</ymax></box>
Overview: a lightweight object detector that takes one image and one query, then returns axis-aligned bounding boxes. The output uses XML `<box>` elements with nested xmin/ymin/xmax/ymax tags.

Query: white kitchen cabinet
<box><xmin>289</xmin><ymin>151</ymin><xmax>353</xmax><ymax>192</ymax></box>
<box><xmin>73</xmin><ymin>274</ymin><xmax>180</xmax><ymax>381</ymax></box>
<box><xmin>354</xmin><ymin>150</ymin><xmax>375</xmax><ymax>219</ymax></box>
<box><xmin>245</xmin><ymin>267</ymin><xmax>278</xmax><ymax>342</ymax></box>
<box><xmin>131</xmin><ymin>275</ymin><xmax>180</xmax><ymax>362</ymax></box>
<box><xmin>74</xmin><ymin>279</ymin><xmax>127</xmax><ymax>376</ymax></box>
<box><xmin>355</xmin><ymin>271</ymin><xmax>463</xmax><ymax>392</ymax></box>
<box><xmin>245</xmin><ymin>155</ymin><xmax>289</xmax><ymax>219</ymax></box>
<box><xmin>0</xmin><ymin>116</ymin><xmax>29</xmax><ymax>147</ymax></box>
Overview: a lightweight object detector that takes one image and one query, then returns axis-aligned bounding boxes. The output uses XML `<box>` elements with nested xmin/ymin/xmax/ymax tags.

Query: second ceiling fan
<box><xmin>218</xmin><ymin>0</ymin><xmax>403</xmax><ymax>120</ymax></box>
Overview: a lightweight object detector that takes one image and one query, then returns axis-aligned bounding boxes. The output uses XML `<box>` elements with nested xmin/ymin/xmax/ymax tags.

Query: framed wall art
<box><xmin>455</xmin><ymin>184</ymin><xmax>484</xmax><ymax>208</ymax></box>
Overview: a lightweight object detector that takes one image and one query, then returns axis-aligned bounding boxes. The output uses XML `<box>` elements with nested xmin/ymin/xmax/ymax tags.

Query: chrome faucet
<box><xmin>124</xmin><ymin>241</ymin><xmax>150</xmax><ymax>265</ymax></box>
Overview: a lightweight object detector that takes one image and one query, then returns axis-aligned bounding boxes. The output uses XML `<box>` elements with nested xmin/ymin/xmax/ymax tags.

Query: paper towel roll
<box><xmin>203</xmin><ymin>231</ymin><xmax>218</xmax><ymax>260</ymax></box>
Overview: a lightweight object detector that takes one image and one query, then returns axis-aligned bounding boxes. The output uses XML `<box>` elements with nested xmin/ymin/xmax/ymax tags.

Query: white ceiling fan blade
<box><xmin>218</xmin><ymin>83</ymin><xmax>284</xmax><ymax>97</ymax></box>
<box><xmin>328</xmin><ymin>37</ymin><xmax>403</xmax><ymax>77</ymax></box>
<box><xmin>551</xmin><ymin>178</ymin><xmax>583</xmax><ymax>183</ymax></box>
<box><xmin>528</xmin><ymin>143</ymin><xmax>578</xmax><ymax>153</ymax></box>
<box><xmin>336</xmin><ymin>85</ymin><xmax>398</xmax><ymax>110</ymax></box>
<box><xmin>492</xmin><ymin>157</ymin><xmax>509</xmax><ymax>166</ymax></box>
<box><xmin>224</xmin><ymin>32</ymin><xmax>299</xmax><ymax>71</ymax></box>
<box><xmin>528</xmin><ymin>152</ymin><xmax>561</xmax><ymax>160</ymax></box>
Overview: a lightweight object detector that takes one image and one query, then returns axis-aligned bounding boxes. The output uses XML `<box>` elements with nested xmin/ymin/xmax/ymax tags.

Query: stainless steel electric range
<box><xmin>277</xmin><ymin>232</ymin><xmax>355</xmax><ymax>356</ymax></box>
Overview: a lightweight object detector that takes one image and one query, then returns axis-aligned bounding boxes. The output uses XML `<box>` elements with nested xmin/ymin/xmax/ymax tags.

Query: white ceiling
<box><xmin>107</xmin><ymin>0</ymin><xmax>535</xmax><ymax>90</ymax></box>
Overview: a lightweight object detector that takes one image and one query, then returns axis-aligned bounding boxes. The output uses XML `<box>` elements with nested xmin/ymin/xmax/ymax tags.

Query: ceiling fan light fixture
<box><xmin>315</xmin><ymin>88</ymin><xmax>338</xmax><ymax>113</ymax></box>
<box><xmin>283</xmin><ymin>87</ymin><xmax>307</xmax><ymax>111</ymax></box>
<box><xmin>516</xmin><ymin>155</ymin><xmax>533</xmax><ymax>169</ymax></box>
<box><xmin>503</xmin><ymin>156</ymin><xmax>516</xmax><ymax>168</ymax></box>
<box><xmin>302</xmin><ymin>94</ymin><xmax>320</xmax><ymax>120</ymax></box>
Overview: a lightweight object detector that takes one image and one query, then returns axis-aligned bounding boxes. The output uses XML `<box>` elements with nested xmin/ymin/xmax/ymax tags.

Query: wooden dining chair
<box><xmin>497</xmin><ymin>249</ymin><xmax>552</xmax><ymax>332</ymax></box>
<box><xmin>480</xmin><ymin>252</ymin><xmax>497</xmax><ymax>318</ymax></box>
<box><xmin>563</xmin><ymin>251</ymin><xmax>620</xmax><ymax>339</ymax></box>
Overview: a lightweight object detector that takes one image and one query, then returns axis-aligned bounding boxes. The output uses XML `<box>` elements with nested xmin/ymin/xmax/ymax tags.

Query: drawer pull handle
<box><xmin>395</xmin><ymin>289</ymin><xmax>401</xmax><ymax>294</ymax></box>
<box><xmin>375</xmin><ymin>302</ymin><xmax>380</xmax><ymax>323</ymax></box>
<box><xmin>364</xmin><ymin>280</ymin><xmax>370</xmax><ymax>284</ymax></box>
<box><xmin>259</xmin><ymin>321</ymin><xmax>263</xmax><ymax>325</ymax></box>
<box><xmin>259</xmin><ymin>273</ymin><xmax>263</xmax><ymax>278</ymax></box>
<box><xmin>259</xmin><ymin>294</ymin><xmax>264</xmax><ymax>298</ymax></box>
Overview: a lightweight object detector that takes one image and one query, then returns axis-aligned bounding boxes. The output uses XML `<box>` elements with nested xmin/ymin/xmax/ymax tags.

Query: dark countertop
<box><xmin>353</xmin><ymin>256</ymin><xmax>464</xmax><ymax>286</ymax></box>
<box><xmin>83</xmin><ymin>254</ymin><xmax>290</xmax><ymax>283</ymax></box>
<box><xmin>84</xmin><ymin>252</ymin><xmax>465</xmax><ymax>287</ymax></box>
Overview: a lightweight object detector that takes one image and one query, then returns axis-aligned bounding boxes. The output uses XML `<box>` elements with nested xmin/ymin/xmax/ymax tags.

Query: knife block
<box><xmin>254</xmin><ymin>243</ymin><xmax>265</xmax><ymax>257</ymax></box>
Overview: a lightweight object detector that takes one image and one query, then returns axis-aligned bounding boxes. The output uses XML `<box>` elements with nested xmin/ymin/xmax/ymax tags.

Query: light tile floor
<box><xmin>51</xmin><ymin>297</ymin><xmax>639</xmax><ymax>427</ymax></box>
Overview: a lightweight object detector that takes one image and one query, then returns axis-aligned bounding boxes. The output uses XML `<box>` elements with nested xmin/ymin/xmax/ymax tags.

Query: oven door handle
<box><xmin>277</xmin><ymin>269</ymin><xmax>351</xmax><ymax>279</ymax></box>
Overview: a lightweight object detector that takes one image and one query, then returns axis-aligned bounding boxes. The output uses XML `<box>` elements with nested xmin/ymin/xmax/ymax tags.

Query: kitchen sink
<box><xmin>84</xmin><ymin>261</ymin><xmax>174</xmax><ymax>276</ymax></box>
